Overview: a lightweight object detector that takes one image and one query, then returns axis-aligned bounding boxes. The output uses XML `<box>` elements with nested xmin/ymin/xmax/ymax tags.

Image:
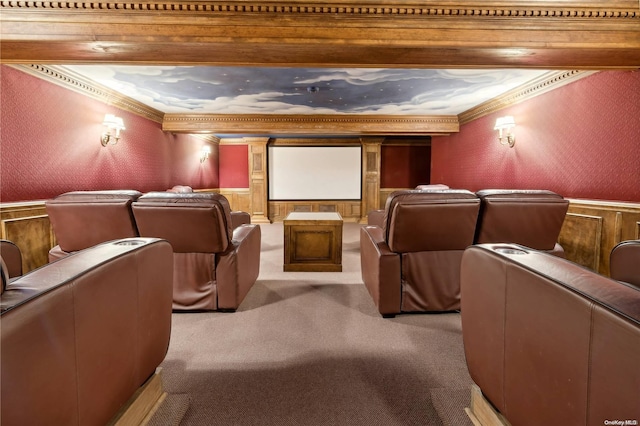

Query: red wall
<box><xmin>380</xmin><ymin>145</ymin><xmax>431</xmax><ymax>188</ymax></box>
<box><xmin>431</xmin><ymin>70</ymin><xmax>640</xmax><ymax>202</ymax></box>
<box><xmin>1</xmin><ymin>66</ymin><xmax>219</xmax><ymax>202</ymax></box>
<box><xmin>219</xmin><ymin>144</ymin><xmax>249</xmax><ymax>188</ymax></box>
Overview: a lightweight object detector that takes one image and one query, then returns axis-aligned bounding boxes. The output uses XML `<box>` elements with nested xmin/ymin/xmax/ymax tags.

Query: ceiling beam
<box><xmin>1</xmin><ymin>1</ymin><xmax>639</xmax><ymax>68</ymax></box>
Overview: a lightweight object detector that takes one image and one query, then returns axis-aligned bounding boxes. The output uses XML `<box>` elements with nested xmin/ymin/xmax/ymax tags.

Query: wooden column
<box><xmin>245</xmin><ymin>137</ymin><xmax>271</xmax><ymax>223</ymax></box>
<box><xmin>360</xmin><ymin>137</ymin><xmax>384</xmax><ymax>224</ymax></box>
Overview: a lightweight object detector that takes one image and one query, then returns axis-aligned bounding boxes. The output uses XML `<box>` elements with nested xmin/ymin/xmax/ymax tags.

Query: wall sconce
<box><xmin>494</xmin><ymin>115</ymin><xmax>516</xmax><ymax>148</ymax></box>
<box><xmin>101</xmin><ymin>114</ymin><xmax>125</xmax><ymax>146</ymax></box>
<box><xmin>200</xmin><ymin>145</ymin><xmax>211</xmax><ymax>163</ymax></box>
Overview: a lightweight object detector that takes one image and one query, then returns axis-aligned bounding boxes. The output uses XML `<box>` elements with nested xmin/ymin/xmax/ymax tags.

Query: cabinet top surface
<box><xmin>284</xmin><ymin>212</ymin><xmax>343</xmax><ymax>222</ymax></box>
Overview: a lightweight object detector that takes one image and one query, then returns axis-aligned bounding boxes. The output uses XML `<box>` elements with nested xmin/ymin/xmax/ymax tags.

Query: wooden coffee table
<box><xmin>283</xmin><ymin>212</ymin><xmax>343</xmax><ymax>272</ymax></box>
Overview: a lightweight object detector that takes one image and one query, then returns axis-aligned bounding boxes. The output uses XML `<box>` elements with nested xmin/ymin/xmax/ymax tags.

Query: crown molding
<box><xmin>458</xmin><ymin>70</ymin><xmax>598</xmax><ymax>124</ymax></box>
<box><xmin>1</xmin><ymin>1</ymin><xmax>637</xmax><ymax>19</ymax></box>
<box><xmin>9</xmin><ymin>64</ymin><xmax>165</xmax><ymax>123</ymax></box>
<box><xmin>162</xmin><ymin>114</ymin><xmax>459</xmax><ymax>135</ymax></box>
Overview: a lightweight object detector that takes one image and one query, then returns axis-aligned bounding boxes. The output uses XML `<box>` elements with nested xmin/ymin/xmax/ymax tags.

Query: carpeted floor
<box><xmin>154</xmin><ymin>222</ymin><xmax>474</xmax><ymax>425</ymax></box>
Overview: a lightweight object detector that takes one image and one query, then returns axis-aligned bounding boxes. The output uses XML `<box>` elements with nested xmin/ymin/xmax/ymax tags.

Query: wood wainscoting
<box><xmin>0</xmin><ymin>201</ymin><xmax>54</xmax><ymax>274</ymax></box>
<box><xmin>559</xmin><ymin>199</ymin><xmax>640</xmax><ymax>277</ymax></box>
<box><xmin>3</xmin><ymin>196</ymin><xmax>638</xmax><ymax>278</ymax></box>
<box><xmin>269</xmin><ymin>200</ymin><xmax>361</xmax><ymax>223</ymax></box>
<box><xmin>195</xmin><ymin>188</ymin><xmax>251</xmax><ymax>214</ymax></box>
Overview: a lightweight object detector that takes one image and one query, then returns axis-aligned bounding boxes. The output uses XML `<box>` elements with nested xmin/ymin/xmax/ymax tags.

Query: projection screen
<box><xmin>268</xmin><ymin>146</ymin><xmax>362</xmax><ymax>200</ymax></box>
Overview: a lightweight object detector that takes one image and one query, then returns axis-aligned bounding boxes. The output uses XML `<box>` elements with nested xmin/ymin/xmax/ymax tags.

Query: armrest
<box><xmin>216</xmin><ymin>224</ymin><xmax>262</xmax><ymax>310</ymax></box>
<box><xmin>360</xmin><ymin>226</ymin><xmax>401</xmax><ymax>316</ymax></box>
<box><xmin>231</xmin><ymin>211</ymin><xmax>251</xmax><ymax>229</ymax></box>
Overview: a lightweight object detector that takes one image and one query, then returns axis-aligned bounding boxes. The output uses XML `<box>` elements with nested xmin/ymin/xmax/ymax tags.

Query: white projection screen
<box><xmin>268</xmin><ymin>146</ymin><xmax>362</xmax><ymax>200</ymax></box>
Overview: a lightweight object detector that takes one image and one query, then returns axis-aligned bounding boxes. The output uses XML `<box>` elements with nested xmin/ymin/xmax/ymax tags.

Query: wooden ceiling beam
<box><xmin>1</xmin><ymin>1</ymin><xmax>639</xmax><ymax>68</ymax></box>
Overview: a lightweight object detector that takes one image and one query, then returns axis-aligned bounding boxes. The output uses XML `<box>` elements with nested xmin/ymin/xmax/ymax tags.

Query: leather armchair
<box><xmin>610</xmin><ymin>239</ymin><xmax>640</xmax><ymax>288</ymax></box>
<box><xmin>367</xmin><ymin>184</ymin><xmax>450</xmax><ymax>227</ymax></box>
<box><xmin>474</xmin><ymin>189</ymin><xmax>569</xmax><ymax>257</ymax></box>
<box><xmin>360</xmin><ymin>189</ymin><xmax>480</xmax><ymax>316</ymax></box>
<box><xmin>0</xmin><ymin>240</ymin><xmax>22</xmax><ymax>292</ymax></box>
<box><xmin>462</xmin><ymin>243</ymin><xmax>640</xmax><ymax>426</ymax></box>
<box><xmin>132</xmin><ymin>192</ymin><xmax>261</xmax><ymax>311</ymax></box>
<box><xmin>45</xmin><ymin>190</ymin><xmax>142</xmax><ymax>261</ymax></box>
<box><xmin>1</xmin><ymin>238</ymin><xmax>173</xmax><ymax>425</ymax></box>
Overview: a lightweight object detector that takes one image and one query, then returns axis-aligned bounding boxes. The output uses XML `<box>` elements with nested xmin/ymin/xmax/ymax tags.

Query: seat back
<box><xmin>474</xmin><ymin>189</ymin><xmax>569</xmax><ymax>251</ymax></box>
<box><xmin>132</xmin><ymin>192</ymin><xmax>233</xmax><ymax>253</ymax></box>
<box><xmin>610</xmin><ymin>240</ymin><xmax>640</xmax><ymax>288</ymax></box>
<box><xmin>45</xmin><ymin>190</ymin><xmax>142</xmax><ymax>253</ymax></box>
<box><xmin>379</xmin><ymin>190</ymin><xmax>480</xmax><ymax>311</ymax></box>
<box><xmin>383</xmin><ymin>190</ymin><xmax>480</xmax><ymax>253</ymax></box>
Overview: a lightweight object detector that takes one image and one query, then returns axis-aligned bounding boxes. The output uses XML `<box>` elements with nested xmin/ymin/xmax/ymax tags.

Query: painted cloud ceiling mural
<box><xmin>64</xmin><ymin>65</ymin><xmax>549</xmax><ymax>115</ymax></box>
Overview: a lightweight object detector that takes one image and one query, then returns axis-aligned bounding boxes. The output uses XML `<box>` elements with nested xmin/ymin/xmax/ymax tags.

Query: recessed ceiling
<box><xmin>63</xmin><ymin>65</ymin><xmax>549</xmax><ymax>116</ymax></box>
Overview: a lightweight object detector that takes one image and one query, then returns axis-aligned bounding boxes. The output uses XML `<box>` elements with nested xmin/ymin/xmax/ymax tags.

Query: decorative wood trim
<box><xmin>559</xmin><ymin>213</ymin><xmax>603</xmax><ymax>272</ymax></box>
<box><xmin>360</xmin><ymin>137</ymin><xmax>383</xmax><ymax>222</ymax></box>
<box><xmin>9</xmin><ymin>64</ymin><xmax>165</xmax><ymax>124</ymax></box>
<box><xmin>270</xmin><ymin>137</ymin><xmax>361</xmax><ymax>146</ymax></box>
<box><xmin>458</xmin><ymin>70</ymin><xmax>597</xmax><ymax>124</ymax></box>
<box><xmin>268</xmin><ymin>200</ymin><xmax>361</xmax><ymax>222</ymax></box>
<box><xmin>246</xmin><ymin>137</ymin><xmax>271</xmax><ymax>223</ymax></box>
<box><xmin>559</xmin><ymin>199</ymin><xmax>640</xmax><ymax>276</ymax></box>
<box><xmin>1</xmin><ymin>2</ymin><xmax>637</xmax><ymax>20</ymax></box>
<box><xmin>163</xmin><ymin>114</ymin><xmax>459</xmax><ymax>136</ymax></box>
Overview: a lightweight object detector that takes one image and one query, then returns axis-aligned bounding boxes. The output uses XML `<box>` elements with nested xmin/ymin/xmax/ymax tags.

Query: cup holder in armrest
<box><xmin>114</xmin><ymin>239</ymin><xmax>145</xmax><ymax>246</ymax></box>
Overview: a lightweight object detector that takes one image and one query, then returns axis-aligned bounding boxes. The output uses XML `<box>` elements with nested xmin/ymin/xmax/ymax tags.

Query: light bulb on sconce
<box><xmin>200</xmin><ymin>145</ymin><xmax>211</xmax><ymax>163</ymax></box>
<box><xmin>494</xmin><ymin>115</ymin><xmax>516</xmax><ymax>148</ymax></box>
<box><xmin>101</xmin><ymin>114</ymin><xmax>125</xmax><ymax>146</ymax></box>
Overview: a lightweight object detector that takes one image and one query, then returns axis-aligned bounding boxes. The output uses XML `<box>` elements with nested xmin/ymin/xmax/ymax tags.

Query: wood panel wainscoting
<box><xmin>269</xmin><ymin>201</ymin><xmax>361</xmax><ymax>223</ymax></box>
<box><xmin>559</xmin><ymin>199</ymin><xmax>640</xmax><ymax>277</ymax></box>
<box><xmin>0</xmin><ymin>201</ymin><xmax>54</xmax><ymax>274</ymax></box>
<box><xmin>195</xmin><ymin>188</ymin><xmax>251</xmax><ymax>215</ymax></box>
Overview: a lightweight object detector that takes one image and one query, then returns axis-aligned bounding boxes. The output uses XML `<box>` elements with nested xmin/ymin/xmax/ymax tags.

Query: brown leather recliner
<box><xmin>1</xmin><ymin>238</ymin><xmax>173</xmax><ymax>426</ymax></box>
<box><xmin>367</xmin><ymin>184</ymin><xmax>450</xmax><ymax>227</ymax></box>
<box><xmin>360</xmin><ymin>189</ymin><xmax>480</xmax><ymax>316</ymax></box>
<box><xmin>610</xmin><ymin>239</ymin><xmax>640</xmax><ymax>288</ymax></box>
<box><xmin>45</xmin><ymin>190</ymin><xmax>142</xmax><ymax>261</ymax></box>
<box><xmin>461</xmin><ymin>243</ymin><xmax>640</xmax><ymax>426</ymax></box>
<box><xmin>132</xmin><ymin>192</ymin><xmax>261</xmax><ymax>311</ymax></box>
<box><xmin>474</xmin><ymin>189</ymin><xmax>569</xmax><ymax>257</ymax></box>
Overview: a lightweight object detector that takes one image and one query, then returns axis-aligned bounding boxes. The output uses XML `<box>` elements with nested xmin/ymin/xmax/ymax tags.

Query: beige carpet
<box><xmin>156</xmin><ymin>222</ymin><xmax>474</xmax><ymax>425</ymax></box>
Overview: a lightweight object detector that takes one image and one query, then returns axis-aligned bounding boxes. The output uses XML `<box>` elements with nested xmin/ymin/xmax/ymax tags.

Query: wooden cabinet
<box><xmin>283</xmin><ymin>212</ymin><xmax>343</xmax><ymax>272</ymax></box>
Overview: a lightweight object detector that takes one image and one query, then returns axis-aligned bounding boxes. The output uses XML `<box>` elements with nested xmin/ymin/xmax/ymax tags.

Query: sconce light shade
<box><xmin>200</xmin><ymin>145</ymin><xmax>211</xmax><ymax>163</ymax></box>
<box><xmin>494</xmin><ymin>115</ymin><xmax>516</xmax><ymax>147</ymax></box>
<box><xmin>101</xmin><ymin>114</ymin><xmax>126</xmax><ymax>146</ymax></box>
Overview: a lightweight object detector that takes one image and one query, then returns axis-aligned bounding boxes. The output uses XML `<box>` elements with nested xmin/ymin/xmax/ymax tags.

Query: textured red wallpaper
<box><xmin>219</xmin><ymin>144</ymin><xmax>249</xmax><ymax>188</ymax></box>
<box><xmin>1</xmin><ymin>66</ymin><xmax>219</xmax><ymax>202</ymax></box>
<box><xmin>381</xmin><ymin>145</ymin><xmax>432</xmax><ymax>188</ymax></box>
<box><xmin>431</xmin><ymin>70</ymin><xmax>640</xmax><ymax>202</ymax></box>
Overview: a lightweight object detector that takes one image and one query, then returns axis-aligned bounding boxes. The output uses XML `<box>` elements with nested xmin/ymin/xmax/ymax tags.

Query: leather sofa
<box><xmin>1</xmin><ymin>237</ymin><xmax>173</xmax><ymax>426</ymax></box>
<box><xmin>461</xmin><ymin>243</ymin><xmax>640</xmax><ymax>426</ymax></box>
<box><xmin>367</xmin><ymin>184</ymin><xmax>449</xmax><ymax>227</ymax></box>
<box><xmin>360</xmin><ymin>189</ymin><xmax>480</xmax><ymax>316</ymax></box>
<box><xmin>610</xmin><ymin>239</ymin><xmax>640</xmax><ymax>288</ymax></box>
<box><xmin>474</xmin><ymin>189</ymin><xmax>569</xmax><ymax>257</ymax></box>
<box><xmin>132</xmin><ymin>192</ymin><xmax>261</xmax><ymax>311</ymax></box>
